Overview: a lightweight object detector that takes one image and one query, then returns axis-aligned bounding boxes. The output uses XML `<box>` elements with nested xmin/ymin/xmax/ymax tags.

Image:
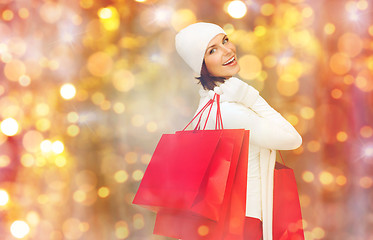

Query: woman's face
<box><xmin>204</xmin><ymin>33</ymin><xmax>240</xmax><ymax>79</ymax></box>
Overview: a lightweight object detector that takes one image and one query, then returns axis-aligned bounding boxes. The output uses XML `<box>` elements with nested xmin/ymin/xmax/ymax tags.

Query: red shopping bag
<box><xmin>273</xmin><ymin>152</ymin><xmax>305</xmax><ymax>240</ymax></box>
<box><xmin>153</xmin><ymin>130</ymin><xmax>250</xmax><ymax>240</ymax></box>
<box><xmin>133</xmin><ymin>94</ymin><xmax>244</xmax><ymax>220</ymax></box>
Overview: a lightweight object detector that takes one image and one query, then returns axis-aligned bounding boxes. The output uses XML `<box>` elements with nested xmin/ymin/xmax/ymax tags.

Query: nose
<box><xmin>221</xmin><ymin>45</ymin><xmax>232</xmax><ymax>55</ymax></box>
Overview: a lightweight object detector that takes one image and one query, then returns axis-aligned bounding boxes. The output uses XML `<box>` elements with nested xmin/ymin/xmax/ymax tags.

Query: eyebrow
<box><xmin>205</xmin><ymin>34</ymin><xmax>227</xmax><ymax>54</ymax></box>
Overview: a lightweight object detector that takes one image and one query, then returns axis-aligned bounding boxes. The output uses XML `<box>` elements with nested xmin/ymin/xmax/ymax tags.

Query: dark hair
<box><xmin>195</xmin><ymin>59</ymin><xmax>226</xmax><ymax>91</ymax></box>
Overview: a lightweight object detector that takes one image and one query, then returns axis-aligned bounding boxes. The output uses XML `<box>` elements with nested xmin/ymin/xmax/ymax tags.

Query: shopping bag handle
<box><xmin>278</xmin><ymin>150</ymin><xmax>286</xmax><ymax>165</ymax></box>
<box><xmin>182</xmin><ymin>93</ymin><xmax>223</xmax><ymax>131</ymax></box>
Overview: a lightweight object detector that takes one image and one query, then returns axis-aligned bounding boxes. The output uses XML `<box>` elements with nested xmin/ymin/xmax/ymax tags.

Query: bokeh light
<box><xmin>1</xmin><ymin>118</ymin><xmax>19</xmax><ymax>136</ymax></box>
<box><xmin>227</xmin><ymin>1</ymin><xmax>247</xmax><ymax>19</ymax></box>
<box><xmin>10</xmin><ymin>221</ymin><xmax>30</xmax><ymax>239</ymax></box>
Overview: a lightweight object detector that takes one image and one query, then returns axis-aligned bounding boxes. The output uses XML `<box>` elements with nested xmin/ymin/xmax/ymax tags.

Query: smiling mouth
<box><xmin>223</xmin><ymin>56</ymin><xmax>236</xmax><ymax>66</ymax></box>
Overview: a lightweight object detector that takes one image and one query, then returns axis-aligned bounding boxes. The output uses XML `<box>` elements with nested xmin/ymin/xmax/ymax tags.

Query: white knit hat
<box><xmin>175</xmin><ymin>22</ymin><xmax>226</xmax><ymax>77</ymax></box>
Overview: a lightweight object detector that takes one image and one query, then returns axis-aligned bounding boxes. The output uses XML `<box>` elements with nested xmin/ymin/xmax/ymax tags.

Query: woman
<box><xmin>175</xmin><ymin>22</ymin><xmax>302</xmax><ymax>240</ymax></box>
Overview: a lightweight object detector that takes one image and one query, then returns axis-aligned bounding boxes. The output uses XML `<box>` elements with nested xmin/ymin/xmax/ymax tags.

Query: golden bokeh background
<box><xmin>1</xmin><ymin>0</ymin><xmax>373</xmax><ymax>239</ymax></box>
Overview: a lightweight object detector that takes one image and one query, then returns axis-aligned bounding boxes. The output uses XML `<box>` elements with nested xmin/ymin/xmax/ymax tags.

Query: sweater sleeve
<box><xmin>217</xmin><ymin>101</ymin><xmax>302</xmax><ymax>150</ymax></box>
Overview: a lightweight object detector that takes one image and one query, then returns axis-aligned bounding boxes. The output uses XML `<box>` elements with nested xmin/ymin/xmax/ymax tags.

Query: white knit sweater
<box><xmin>192</xmin><ymin>76</ymin><xmax>302</xmax><ymax>240</ymax></box>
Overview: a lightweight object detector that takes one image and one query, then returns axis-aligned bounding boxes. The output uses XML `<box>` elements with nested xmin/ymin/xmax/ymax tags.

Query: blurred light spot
<box><xmin>359</xmin><ymin>176</ymin><xmax>372</xmax><ymax>188</ymax></box>
<box><xmin>288</xmin><ymin>30</ymin><xmax>311</xmax><ymax>48</ymax></box>
<box><xmin>227</xmin><ymin>1</ymin><xmax>247</xmax><ymax>19</ymax></box>
<box><xmin>37</xmin><ymin>194</ymin><xmax>49</xmax><ymax>204</ymax></box>
<box><xmin>80</xmin><ymin>0</ymin><xmax>94</xmax><ymax>9</ymax></box>
<box><xmin>125</xmin><ymin>152</ymin><xmax>138</xmax><ymax>164</ymax></box>
<box><xmin>132</xmin><ymin>170</ymin><xmax>144</xmax><ymax>181</ymax></box>
<box><xmin>302</xmin><ymin>6</ymin><xmax>313</xmax><ymax>18</ymax></box>
<box><xmin>98</xmin><ymin>6</ymin><xmax>120</xmax><ymax>31</ymax></box>
<box><xmin>73</xmin><ymin>190</ymin><xmax>86</xmax><ymax>203</ymax></box>
<box><xmin>331</xmin><ymin>88</ymin><xmax>343</xmax><ymax>99</ymax></box>
<box><xmin>285</xmin><ymin>114</ymin><xmax>299</xmax><ymax>126</ymax></box>
<box><xmin>40</xmin><ymin>140</ymin><xmax>52</xmax><ymax>153</ymax></box>
<box><xmin>115</xmin><ymin>221</ymin><xmax>129</xmax><ymax>239</ymax></box>
<box><xmin>324</xmin><ymin>23</ymin><xmax>335</xmax><ymax>35</ymax></box>
<box><xmin>79</xmin><ymin>222</ymin><xmax>90</xmax><ymax>232</ymax></box>
<box><xmin>26</xmin><ymin>211</ymin><xmax>40</xmax><ymax>226</ymax></box>
<box><xmin>36</xmin><ymin>118</ymin><xmax>51</xmax><ymax>132</ymax></box>
<box><xmin>114</xmin><ymin>170</ymin><xmax>129</xmax><ymax>183</ymax></box>
<box><xmin>171</xmin><ymin>9</ymin><xmax>196</xmax><ymax>31</ymax></box>
<box><xmin>1</xmin><ymin>118</ymin><xmax>19</xmax><ymax>136</ymax></box>
<box><xmin>23</xmin><ymin>130</ymin><xmax>44</xmax><ymax>153</ymax></box>
<box><xmin>146</xmin><ymin>122</ymin><xmax>158</xmax><ymax>132</ymax></box>
<box><xmin>329</xmin><ymin>52</ymin><xmax>351</xmax><ymax>75</ymax></box>
<box><xmin>307</xmin><ymin>140</ymin><xmax>320</xmax><ymax>152</ymax></box>
<box><xmin>197</xmin><ymin>225</ymin><xmax>209</xmax><ymax>236</ymax></box>
<box><xmin>0</xmin><ymin>155</ymin><xmax>10</xmax><ymax>168</ymax></box>
<box><xmin>19</xmin><ymin>75</ymin><xmax>31</xmax><ymax>86</ymax></box>
<box><xmin>75</xmin><ymin>170</ymin><xmax>97</xmax><ymax>192</ymax></box>
<box><xmin>39</xmin><ymin>2</ymin><xmax>62</xmax><ymax>23</ymax></box>
<box><xmin>355</xmin><ymin>71</ymin><xmax>373</xmax><ymax>92</ymax></box>
<box><xmin>35</xmin><ymin>103</ymin><xmax>49</xmax><ymax>116</ymax></box>
<box><xmin>98</xmin><ymin>8</ymin><xmax>113</xmax><ymax>19</ymax></box>
<box><xmin>60</xmin><ymin>83</ymin><xmax>76</xmax><ymax>100</ymax></box>
<box><xmin>52</xmin><ymin>141</ymin><xmax>64</xmax><ymax>154</ymax></box>
<box><xmin>369</xmin><ymin>25</ymin><xmax>373</xmax><ymax>37</ymax></box>
<box><xmin>10</xmin><ymin>221</ymin><xmax>30</xmax><ymax>239</ymax></box>
<box><xmin>254</xmin><ymin>26</ymin><xmax>266</xmax><ymax>37</ymax></box>
<box><xmin>277</xmin><ymin>75</ymin><xmax>299</xmax><ymax>97</ymax></box>
<box><xmin>319</xmin><ymin>171</ymin><xmax>334</xmax><ymax>185</ymax></box>
<box><xmin>299</xmin><ymin>194</ymin><xmax>310</xmax><ymax>207</ymax></box>
<box><xmin>336</xmin><ymin>131</ymin><xmax>348</xmax><ymax>142</ymax></box>
<box><xmin>36</xmin><ymin>156</ymin><xmax>46</xmax><ymax>167</ymax></box>
<box><xmin>98</xmin><ymin>187</ymin><xmax>110</xmax><ymax>198</ymax></box>
<box><xmin>336</xmin><ymin>175</ymin><xmax>347</xmax><ymax>186</ymax></box>
<box><xmin>0</xmin><ymin>189</ymin><xmax>9</xmax><ymax>206</ymax></box>
<box><xmin>87</xmin><ymin>52</ymin><xmax>113</xmax><ymax>77</ymax></box>
<box><xmin>112</xmin><ymin>70</ymin><xmax>135</xmax><ymax>92</ymax></box>
<box><xmin>363</xmin><ymin>145</ymin><xmax>373</xmax><ymax>157</ymax></box>
<box><xmin>132</xmin><ymin>115</ymin><xmax>144</xmax><ymax>127</ymax></box>
<box><xmin>4</xmin><ymin>60</ymin><xmax>26</xmax><ymax>81</ymax></box>
<box><xmin>261</xmin><ymin>3</ymin><xmax>275</xmax><ymax>16</ymax></box>
<box><xmin>300</xmin><ymin>107</ymin><xmax>314</xmax><ymax>120</ymax></box>
<box><xmin>21</xmin><ymin>154</ymin><xmax>35</xmax><ymax>167</ymax></box>
<box><xmin>238</xmin><ymin>55</ymin><xmax>262</xmax><ymax>80</ymax></box>
<box><xmin>360</xmin><ymin>126</ymin><xmax>373</xmax><ymax>138</ymax></box>
<box><xmin>357</xmin><ymin>0</ymin><xmax>368</xmax><ymax>10</ymax></box>
<box><xmin>18</xmin><ymin>8</ymin><xmax>30</xmax><ymax>19</ymax></box>
<box><xmin>91</xmin><ymin>92</ymin><xmax>105</xmax><ymax>105</ymax></box>
<box><xmin>312</xmin><ymin>227</ymin><xmax>325</xmax><ymax>238</ymax></box>
<box><xmin>302</xmin><ymin>171</ymin><xmax>314</xmax><ymax>183</ymax></box>
<box><xmin>55</xmin><ymin>156</ymin><xmax>67</xmax><ymax>167</ymax></box>
<box><xmin>338</xmin><ymin>32</ymin><xmax>363</xmax><ymax>57</ymax></box>
<box><xmin>263</xmin><ymin>55</ymin><xmax>277</xmax><ymax>68</ymax></box>
<box><xmin>113</xmin><ymin>102</ymin><xmax>125</xmax><ymax>114</ymax></box>
<box><xmin>2</xmin><ymin>9</ymin><xmax>14</xmax><ymax>21</ymax></box>
<box><xmin>67</xmin><ymin>112</ymin><xmax>79</xmax><ymax>123</ymax></box>
<box><xmin>67</xmin><ymin>125</ymin><xmax>80</xmax><ymax>137</ymax></box>
<box><xmin>153</xmin><ymin>6</ymin><xmax>173</xmax><ymax>27</ymax></box>
<box><xmin>62</xmin><ymin>218</ymin><xmax>83</xmax><ymax>239</ymax></box>
<box><xmin>133</xmin><ymin>214</ymin><xmax>145</xmax><ymax>230</ymax></box>
<box><xmin>141</xmin><ymin>154</ymin><xmax>151</xmax><ymax>164</ymax></box>
<box><xmin>343</xmin><ymin>74</ymin><xmax>354</xmax><ymax>85</ymax></box>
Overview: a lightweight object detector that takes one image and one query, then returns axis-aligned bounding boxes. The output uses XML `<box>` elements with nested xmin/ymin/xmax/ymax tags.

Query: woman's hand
<box><xmin>208</xmin><ymin>77</ymin><xmax>260</xmax><ymax>107</ymax></box>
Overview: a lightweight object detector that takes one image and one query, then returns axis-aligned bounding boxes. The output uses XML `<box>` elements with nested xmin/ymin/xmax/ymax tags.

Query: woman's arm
<box><xmin>207</xmin><ymin>77</ymin><xmax>302</xmax><ymax>150</ymax></box>
<box><xmin>219</xmin><ymin>102</ymin><xmax>302</xmax><ymax>150</ymax></box>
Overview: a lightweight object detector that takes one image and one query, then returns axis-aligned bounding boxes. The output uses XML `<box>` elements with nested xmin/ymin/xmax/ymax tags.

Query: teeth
<box><xmin>223</xmin><ymin>57</ymin><xmax>235</xmax><ymax>65</ymax></box>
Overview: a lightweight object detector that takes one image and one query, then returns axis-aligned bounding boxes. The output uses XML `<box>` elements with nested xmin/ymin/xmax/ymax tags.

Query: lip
<box><xmin>222</xmin><ymin>56</ymin><xmax>237</xmax><ymax>66</ymax></box>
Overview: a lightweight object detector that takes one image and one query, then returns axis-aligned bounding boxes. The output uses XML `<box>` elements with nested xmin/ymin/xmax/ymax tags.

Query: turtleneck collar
<box><xmin>198</xmin><ymin>76</ymin><xmax>239</xmax><ymax>98</ymax></box>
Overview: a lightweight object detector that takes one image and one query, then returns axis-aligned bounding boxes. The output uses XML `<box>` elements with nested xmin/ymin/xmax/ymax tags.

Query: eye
<box><xmin>223</xmin><ymin>37</ymin><xmax>229</xmax><ymax>43</ymax></box>
<box><xmin>209</xmin><ymin>48</ymin><xmax>216</xmax><ymax>54</ymax></box>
